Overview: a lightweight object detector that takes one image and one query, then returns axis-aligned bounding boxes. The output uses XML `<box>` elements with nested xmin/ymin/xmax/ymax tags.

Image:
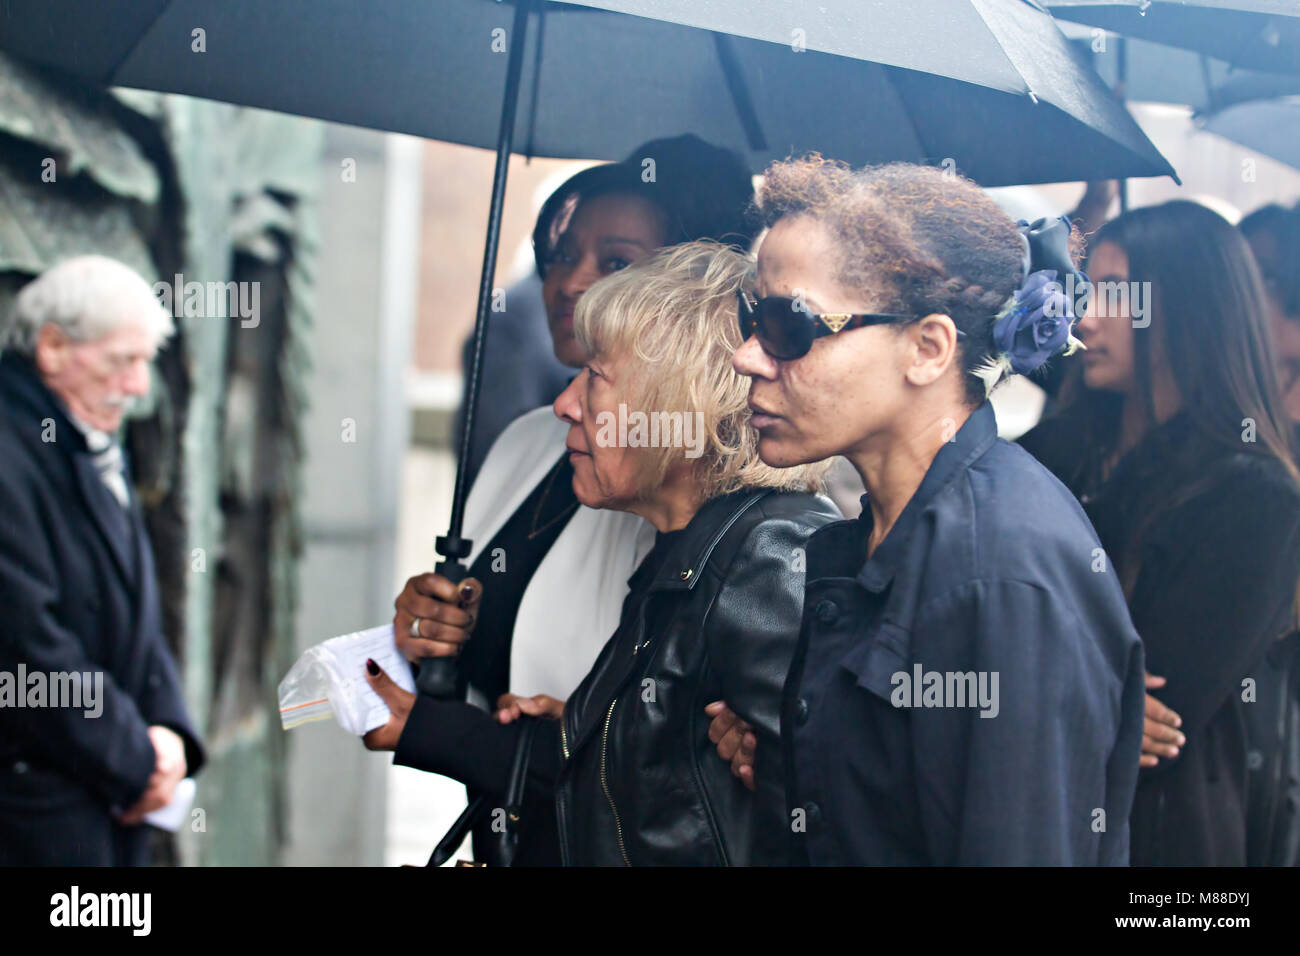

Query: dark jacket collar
<box><xmin>560</xmin><ymin>485</ymin><xmax>786</xmax><ymax>763</ymax></box>
<box><xmin>1</xmin><ymin>350</ymin><xmax>139</xmax><ymax>584</ymax></box>
<box><xmin>642</xmin><ymin>488</ymin><xmax>771</xmax><ymax>593</ymax></box>
<box><xmin>0</xmin><ymin>351</ymin><xmax>91</xmax><ymax>454</ymax></box>
<box><xmin>856</xmin><ymin>400</ymin><xmax>999</xmax><ymax>593</ymax></box>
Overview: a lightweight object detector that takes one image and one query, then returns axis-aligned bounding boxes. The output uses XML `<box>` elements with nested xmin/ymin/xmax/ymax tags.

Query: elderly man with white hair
<box><xmin>0</xmin><ymin>255</ymin><xmax>204</xmax><ymax>866</ymax></box>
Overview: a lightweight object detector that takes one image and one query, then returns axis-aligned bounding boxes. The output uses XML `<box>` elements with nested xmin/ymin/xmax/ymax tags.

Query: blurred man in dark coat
<box><xmin>0</xmin><ymin>255</ymin><xmax>204</xmax><ymax>866</ymax></box>
<box><xmin>1241</xmin><ymin>204</ymin><xmax>1300</xmax><ymax>865</ymax></box>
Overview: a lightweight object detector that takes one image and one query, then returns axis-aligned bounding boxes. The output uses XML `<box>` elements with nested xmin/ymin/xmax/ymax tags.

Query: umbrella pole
<box><xmin>418</xmin><ymin>0</ymin><xmax>533</xmax><ymax>699</ymax></box>
<box><xmin>1117</xmin><ymin>36</ymin><xmax>1130</xmax><ymax>214</ymax></box>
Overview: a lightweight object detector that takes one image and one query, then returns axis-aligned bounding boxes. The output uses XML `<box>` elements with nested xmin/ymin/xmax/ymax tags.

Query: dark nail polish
<box><xmin>459</xmin><ymin>584</ymin><xmax>475</xmax><ymax>605</ymax></box>
<box><xmin>366</xmin><ymin>658</ymin><xmax>379</xmax><ymax>676</ymax></box>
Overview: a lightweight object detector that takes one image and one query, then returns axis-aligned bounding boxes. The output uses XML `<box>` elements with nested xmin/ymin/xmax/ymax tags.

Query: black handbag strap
<box><xmin>424</xmin><ymin>717</ymin><xmax>539</xmax><ymax>867</ymax></box>
<box><xmin>424</xmin><ymin>794</ymin><xmax>484</xmax><ymax>867</ymax></box>
<box><xmin>505</xmin><ymin>716</ymin><xmax>539</xmax><ymax>809</ymax></box>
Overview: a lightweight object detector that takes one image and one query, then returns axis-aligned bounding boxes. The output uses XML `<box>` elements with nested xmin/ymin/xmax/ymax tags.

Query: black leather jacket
<box><xmin>553</xmin><ymin>487</ymin><xmax>839</xmax><ymax>865</ymax></box>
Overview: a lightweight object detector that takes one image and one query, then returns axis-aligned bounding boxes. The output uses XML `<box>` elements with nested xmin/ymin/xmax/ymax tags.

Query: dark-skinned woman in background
<box><xmin>387</xmin><ymin>136</ymin><xmax>757</xmax><ymax>864</ymax></box>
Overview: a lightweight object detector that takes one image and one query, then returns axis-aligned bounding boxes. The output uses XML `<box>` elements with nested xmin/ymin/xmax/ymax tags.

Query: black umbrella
<box><xmin>1071</xmin><ymin>31</ymin><xmax>1245</xmax><ymax>109</ymax></box>
<box><xmin>1049</xmin><ymin>0</ymin><xmax>1300</xmax><ymax>74</ymax></box>
<box><xmin>1196</xmin><ymin>85</ymin><xmax>1300</xmax><ymax>169</ymax></box>
<box><xmin>1057</xmin><ymin>18</ymin><xmax>1298</xmax><ymax>208</ymax></box>
<box><xmin>1203</xmin><ymin>67</ymin><xmax>1300</xmax><ymax>106</ymax></box>
<box><xmin>0</xmin><ymin>0</ymin><xmax>1176</xmax><ymax>697</ymax></box>
<box><xmin>2</xmin><ymin>0</ymin><xmax>1174</xmax><ymax>184</ymax></box>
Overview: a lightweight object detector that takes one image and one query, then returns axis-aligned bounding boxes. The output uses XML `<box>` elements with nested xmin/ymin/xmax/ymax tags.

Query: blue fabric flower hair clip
<box><xmin>976</xmin><ymin>216</ymin><xmax>1088</xmax><ymax>393</ymax></box>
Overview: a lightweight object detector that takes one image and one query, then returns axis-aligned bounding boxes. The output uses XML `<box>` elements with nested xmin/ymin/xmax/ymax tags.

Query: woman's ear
<box><xmin>902</xmin><ymin>313</ymin><xmax>960</xmax><ymax>387</ymax></box>
<box><xmin>33</xmin><ymin>323</ymin><xmax>69</xmax><ymax>377</ymax></box>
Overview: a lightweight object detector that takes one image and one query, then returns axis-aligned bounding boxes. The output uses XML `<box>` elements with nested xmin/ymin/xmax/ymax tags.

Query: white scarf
<box><xmin>68</xmin><ymin>412</ymin><xmax>130</xmax><ymax>507</ymax></box>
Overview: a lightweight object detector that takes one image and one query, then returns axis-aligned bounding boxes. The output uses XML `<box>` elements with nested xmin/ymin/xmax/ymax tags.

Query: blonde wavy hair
<box><xmin>573</xmin><ymin>240</ymin><xmax>830</xmax><ymax>499</ymax></box>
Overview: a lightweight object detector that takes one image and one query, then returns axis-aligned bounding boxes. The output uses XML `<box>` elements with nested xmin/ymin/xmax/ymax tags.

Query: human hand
<box><xmin>1141</xmin><ymin>672</ymin><xmax>1185</xmax><ymax>768</ymax></box>
<box><xmin>362</xmin><ymin>658</ymin><xmax>417</xmax><ymax>751</ymax></box>
<box><xmin>117</xmin><ymin>725</ymin><xmax>187</xmax><ymax>825</ymax></box>
<box><xmin>705</xmin><ymin>701</ymin><xmax>757</xmax><ymax>791</ymax></box>
<box><xmin>393</xmin><ymin>573</ymin><xmax>482</xmax><ymax>661</ymax></box>
<box><xmin>495</xmin><ymin>692</ymin><xmax>565</xmax><ymax>724</ymax></box>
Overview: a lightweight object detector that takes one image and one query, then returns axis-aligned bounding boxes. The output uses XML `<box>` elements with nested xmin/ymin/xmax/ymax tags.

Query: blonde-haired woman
<box><xmin>363</xmin><ymin>242</ymin><xmax>838</xmax><ymax>865</ymax></box>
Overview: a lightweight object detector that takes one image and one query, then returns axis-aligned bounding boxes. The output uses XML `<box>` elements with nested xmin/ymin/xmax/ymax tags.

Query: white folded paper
<box><xmin>144</xmin><ymin>777</ymin><xmax>196</xmax><ymax>832</ymax></box>
<box><xmin>277</xmin><ymin>624</ymin><xmax>416</xmax><ymax>736</ymax></box>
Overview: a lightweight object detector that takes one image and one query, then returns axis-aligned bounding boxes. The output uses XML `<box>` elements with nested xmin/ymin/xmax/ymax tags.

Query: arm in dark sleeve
<box><xmin>1132</xmin><ymin>470</ymin><xmax>1300</xmax><ymax>743</ymax></box>
<box><xmin>135</xmin><ymin>632</ymin><xmax>205</xmax><ymax>778</ymax></box>
<box><xmin>393</xmin><ymin>696</ymin><xmax>562</xmax><ymax>798</ymax></box>
<box><xmin>707</xmin><ymin>516</ymin><xmax>812</xmax><ymax>741</ymax></box>
<box><xmin>706</xmin><ymin>514</ymin><xmax>821</xmax><ymax>850</ymax></box>
<box><xmin>913</xmin><ymin>579</ymin><xmax>1142</xmax><ymax>865</ymax></box>
<box><xmin>0</xmin><ymin>470</ymin><xmax>157</xmax><ymax>811</ymax></box>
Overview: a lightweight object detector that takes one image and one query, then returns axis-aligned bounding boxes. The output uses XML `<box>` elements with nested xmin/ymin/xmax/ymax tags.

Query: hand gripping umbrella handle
<box><xmin>415</xmin><ymin>536</ymin><xmax>472</xmax><ymax>699</ymax></box>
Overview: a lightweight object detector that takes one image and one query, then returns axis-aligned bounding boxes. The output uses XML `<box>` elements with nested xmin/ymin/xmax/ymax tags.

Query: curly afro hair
<box><xmin>757</xmin><ymin>155</ymin><xmax>1082</xmax><ymax>403</ymax></box>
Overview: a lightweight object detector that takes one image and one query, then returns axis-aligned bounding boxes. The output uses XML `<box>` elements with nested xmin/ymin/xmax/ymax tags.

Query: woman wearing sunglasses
<box><xmin>729</xmin><ymin>157</ymin><xmax>1147</xmax><ymax>865</ymax></box>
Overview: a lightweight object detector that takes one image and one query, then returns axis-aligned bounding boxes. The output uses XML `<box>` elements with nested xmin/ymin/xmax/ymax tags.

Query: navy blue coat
<box><xmin>0</xmin><ymin>352</ymin><xmax>204</xmax><ymax>865</ymax></box>
<box><xmin>783</xmin><ymin>401</ymin><xmax>1145</xmax><ymax>865</ymax></box>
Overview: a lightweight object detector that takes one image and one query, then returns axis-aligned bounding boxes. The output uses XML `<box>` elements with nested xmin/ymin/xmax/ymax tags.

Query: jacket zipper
<box><xmin>600</xmin><ymin>698</ymin><xmax>631</xmax><ymax>866</ymax></box>
<box><xmin>560</xmin><ymin>637</ymin><xmax>651</xmax><ymax>864</ymax></box>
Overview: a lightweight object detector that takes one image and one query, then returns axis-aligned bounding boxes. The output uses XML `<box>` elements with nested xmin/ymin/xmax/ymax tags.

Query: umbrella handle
<box><xmin>415</xmin><ymin>653</ymin><xmax>459</xmax><ymax>699</ymax></box>
<box><xmin>421</xmin><ymin>0</ymin><xmax>528</xmax><ymax>700</ymax></box>
<box><xmin>414</xmin><ymin>539</ymin><xmax>472</xmax><ymax>699</ymax></box>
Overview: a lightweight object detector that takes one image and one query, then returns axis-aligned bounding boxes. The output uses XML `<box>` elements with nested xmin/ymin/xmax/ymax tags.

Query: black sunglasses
<box><xmin>736</xmin><ymin>290</ymin><xmax>950</xmax><ymax>361</ymax></box>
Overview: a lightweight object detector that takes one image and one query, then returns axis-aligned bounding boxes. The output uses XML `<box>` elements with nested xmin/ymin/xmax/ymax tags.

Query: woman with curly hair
<box><xmin>727</xmin><ymin>156</ymin><xmax>1147</xmax><ymax>865</ymax></box>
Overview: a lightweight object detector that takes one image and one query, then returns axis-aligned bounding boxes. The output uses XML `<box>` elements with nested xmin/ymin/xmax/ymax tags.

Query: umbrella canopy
<box><xmin>1063</xmin><ymin>26</ymin><xmax>1240</xmax><ymax>109</ymax></box>
<box><xmin>0</xmin><ymin>0</ymin><xmax>1174</xmax><ymax>186</ymax></box>
<box><xmin>1202</xmin><ymin>66</ymin><xmax>1300</xmax><ymax>108</ymax></box>
<box><xmin>1049</xmin><ymin>0</ymin><xmax>1300</xmax><ymax>74</ymax></box>
<box><xmin>1198</xmin><ymin>93</ymin><xmax>1300</xmax><ymax>169</ymax></box>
